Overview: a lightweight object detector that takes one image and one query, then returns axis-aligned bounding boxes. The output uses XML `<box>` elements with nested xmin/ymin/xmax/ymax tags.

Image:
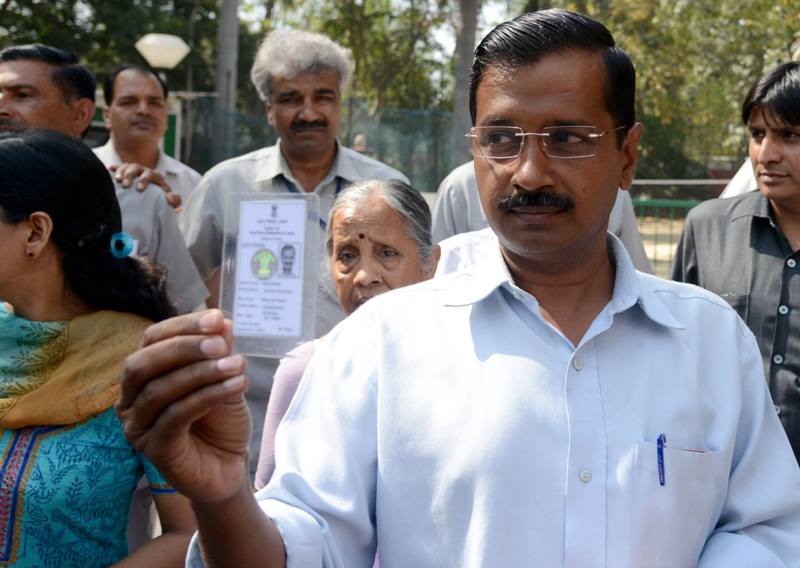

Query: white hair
<box><xmin>251</xmin><ymin>29</ymin><xmax>353</xmax><ymax>101</ymax></box>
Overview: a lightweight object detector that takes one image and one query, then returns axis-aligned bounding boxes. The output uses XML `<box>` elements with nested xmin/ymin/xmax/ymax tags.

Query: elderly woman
<box><xmin>0</xmin><ymin>130</ymin><xmax>195</xmax><ymax>567</ymax></box>
<box><xmin>254</xmin><ymin>178</ymin><xmax>440</xmax><ymax>489</ymax></box>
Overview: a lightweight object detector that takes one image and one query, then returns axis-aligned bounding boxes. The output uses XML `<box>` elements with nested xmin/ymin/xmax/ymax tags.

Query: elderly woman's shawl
<box><xmin>0</xmin><ymin>304</ymin><xmax>150</xmax><ymax>427</ymax></box>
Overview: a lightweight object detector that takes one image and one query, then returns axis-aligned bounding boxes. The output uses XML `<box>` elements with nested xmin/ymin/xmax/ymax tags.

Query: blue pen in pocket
<box><xmin>657</xmin><ymin>434</ymin><xmax>667</xmax><ymax>486</ymax></box>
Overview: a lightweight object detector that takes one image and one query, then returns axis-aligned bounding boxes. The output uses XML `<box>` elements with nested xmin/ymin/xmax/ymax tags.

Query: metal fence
<box><xmin>631</xmin><ymin>179</ymin><xmax>728</xmax><ymax>277</ymax></box>
<box><xmin>632</xmin><ymin>198</ymin><xmax>702</xmax><ymax>278</ymax></box>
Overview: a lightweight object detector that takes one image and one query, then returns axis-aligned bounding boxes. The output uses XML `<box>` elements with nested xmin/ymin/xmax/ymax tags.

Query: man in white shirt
<box><xmin>95</xmin><ymin>65</ymin><xmax>202</xmax><ymax>207</ymax></box>
<box><xmin>178</xmin><ymin>29</ymin><xmax>409</xmax><ymax>479</ymax></box>
<box><xmin>117</xmin><ymin>9</ymin><xmax>800</xmax><ymax>568</ymax></box>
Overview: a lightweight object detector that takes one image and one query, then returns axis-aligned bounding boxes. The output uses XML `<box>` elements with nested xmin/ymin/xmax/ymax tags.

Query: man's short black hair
<box><xmin>742</xmin><ymin>61</ymin><xmax>800</xmax><ymax>127</ymax></box>
<box><xmin>0</xmin><ymin>44</ymin><xmax>95</xmax><ymax>104</ymax></box>
<box><xmin>469</xmin><ymin>9</ymin><xmax>636</xmax><ymax>147</ymax></box>
<box><xmin>103</xmin><ymin>64</ymin><xmax>169</xmax><ymax>105</ymax></box>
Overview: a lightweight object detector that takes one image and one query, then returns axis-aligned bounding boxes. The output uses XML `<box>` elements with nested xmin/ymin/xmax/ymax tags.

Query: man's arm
<box><xmin>610</xmin><ymin>190</ymin><xmax>653</xmax><ymax>274</ymax></box>
<box><xmin>179</xmin><ymin>175</ymin><xmax>225</xmax><ymax>282</ymax></box>
<box><xmin>698</xmin><ymin>337</ymin><xmax>800</xmax><ymax>566</ymax></box>
<box><xmin>431</xmin><ymin>165</ymin><xmax>480</xmax><ymax>244</ymax></box>
<box><xmin>669</xmin><ymin>211</ymin><xmax>699</xmax><ymax>284</ymax></box>
<box><xmin>116</xmin><ymin>310</ymin><xmax>286</xmax><ymax>568</ymax></box>
<box><xmin>148</xmin><ymin>192</ymin><xmax>209</xmax><ymax>313</ymax></box>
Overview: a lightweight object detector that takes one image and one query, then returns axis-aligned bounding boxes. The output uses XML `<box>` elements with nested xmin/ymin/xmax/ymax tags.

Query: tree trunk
<box><xmin>213</xmin><ymin>0</ymin><xmax>239</xmax><ymax>163</ymax></box>
<box><xmin>450</xmin><ymin>0</ymin><xmax>479</xmax><ymax>171</ymax></box>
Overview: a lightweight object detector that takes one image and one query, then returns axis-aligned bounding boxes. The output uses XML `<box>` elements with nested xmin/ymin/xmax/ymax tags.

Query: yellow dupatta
<box><xmin>0</xmin><ymin>308</ymin><xmax>151</xmax><ymax>428</ymax></box>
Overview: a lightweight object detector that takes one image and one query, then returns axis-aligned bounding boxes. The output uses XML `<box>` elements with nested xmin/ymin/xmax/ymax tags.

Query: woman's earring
<box><xmin>27</xmin><ymin>251</ymin><xmax>34</xmax><ymax>258</ymax></box>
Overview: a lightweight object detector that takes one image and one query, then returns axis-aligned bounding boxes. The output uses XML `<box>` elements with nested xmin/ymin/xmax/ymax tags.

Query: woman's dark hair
<box><xmin>0</xmin><ymin>130</ymin><xmax>176</xmax><ymax>322</ymax></box>
<box><xmin>469</xmin><ymin>9</ymin><xmax>636</xmax><ymax>147</ymax></box>
<box><xmin>742</xmin><ymin>61</ymin><xmax>800</xmax><ymax>127</ymax></box>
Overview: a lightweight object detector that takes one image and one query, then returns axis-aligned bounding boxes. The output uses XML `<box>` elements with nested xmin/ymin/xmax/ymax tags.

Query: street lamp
<box><xmin>135</xmin><ymin>33</ymin><xmax>191</xmax><ymax>70</ymax></box>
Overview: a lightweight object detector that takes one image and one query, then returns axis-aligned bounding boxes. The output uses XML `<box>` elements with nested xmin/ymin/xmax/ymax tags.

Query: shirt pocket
<box><xmin>630</xmin><ymin>440</ymin><xmax>728</xmax><ymax>567</ymax></box>
<box><xmin>718</xmin><ymin>293</ymin><xmax>749</xmax><ymax>321</ymax></box>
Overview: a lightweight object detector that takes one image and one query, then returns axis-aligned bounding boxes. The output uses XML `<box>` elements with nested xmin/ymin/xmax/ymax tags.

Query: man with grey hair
<box><xmin>178</xmin><ymin>29</ymin><xmax>409</xmax><ymax>480</ymax></box>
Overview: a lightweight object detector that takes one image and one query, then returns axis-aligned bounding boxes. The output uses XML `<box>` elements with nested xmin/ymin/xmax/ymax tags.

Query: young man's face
<box><xmin>472</xmin><ymin>50</ymin><xmax>641</xmax><ymax>265</ymax></box>
<box><xmin>749</xmin><ymin>107</ymin><xmax>800</xmax><ymax>208</ymax></box>
<box><xmin>0</xmin><ymin>59</ymin><xmax>88</xmax><ymax>138</ymax></box>
<box><xmin>103</xmin><ymin>69</ymin><xmax>168</xmax><ymax>148</ymax></box>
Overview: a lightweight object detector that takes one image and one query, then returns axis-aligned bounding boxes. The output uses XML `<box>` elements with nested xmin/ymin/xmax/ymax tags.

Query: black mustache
<box><xmin>291</xmin><ymin>120</ymin><xmax>327</xmax><ymax>130</ymax></box>
<box><xmin>497</xmin><ymin>192</ymin><xmax>576</xmax><ymax>211</ymax></box>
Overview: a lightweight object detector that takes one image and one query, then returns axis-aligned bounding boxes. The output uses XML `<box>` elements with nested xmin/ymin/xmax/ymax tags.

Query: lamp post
<box><xmin>134</xmin><ymin>33</ymin><xmax>191</xmax><ymax>72</ymax></box>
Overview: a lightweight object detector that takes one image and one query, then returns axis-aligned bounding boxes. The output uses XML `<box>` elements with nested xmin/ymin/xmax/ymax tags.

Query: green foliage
<box><xmin>0</xmin><ymin>0</ymin><xmax>220</xmax><ymax>92</ymax></box>
<box><xmin>505</xmin><ymin>0</ymin><xmax>799</xmax><ymax>181</ymax></box>
<box><xmin>281</xmin><ymin>0</ymin><xmax>452</xmax><ymax>112</ymax></box>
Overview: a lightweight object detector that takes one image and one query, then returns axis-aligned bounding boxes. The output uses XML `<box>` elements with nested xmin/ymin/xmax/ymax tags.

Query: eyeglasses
<box><xmin>466</xmin><ymin>125</ymin><xmax>630</xmax><ymax>160</ymax></box>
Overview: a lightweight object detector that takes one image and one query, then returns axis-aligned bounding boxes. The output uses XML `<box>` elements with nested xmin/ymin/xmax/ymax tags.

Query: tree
<box><xmin>502</xmin><ymin>0</ymin><xmax>799</xmax><ymax>188</ymax></box>
<box><xmin>451</xmin><ymin>0</ymin><xmax>479</xmax><ymax>169</ymax></box>
<box><xmin>214</xmin><ymin>0</ymin><xmax>240</xmax><ymax>161</ymax></box>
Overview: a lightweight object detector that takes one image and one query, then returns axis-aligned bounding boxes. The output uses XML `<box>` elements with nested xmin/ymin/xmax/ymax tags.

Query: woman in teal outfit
<box><xmin>0</xmin><ymin>130</ymin><xmax>195</xmax><ymax>567</ymax></box>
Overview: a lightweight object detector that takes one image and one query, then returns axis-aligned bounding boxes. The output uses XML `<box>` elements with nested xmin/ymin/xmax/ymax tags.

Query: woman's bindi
<box><xmin>359</xmin><ymin>233</ymin><xmax>365</xmax><ymax>239</ymax></box>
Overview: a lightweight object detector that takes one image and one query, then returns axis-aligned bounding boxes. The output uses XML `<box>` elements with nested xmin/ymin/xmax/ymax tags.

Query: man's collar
<box><xmin>102</xmin><ymin>139</ymin><xmax>172</xmax><ymax>173</ymax></box>
<box><xmin>95</xmin><ymin>139</ymin><xmax>121</xmax><ymax>166</ymax></box>
<box><xmin>254</xmin><ymin>138</ymin><xmax>353</xmax><ymax>187</ymax></box>
<box><xmin>443</xmin><ymin>233</ymin><xmax>683</xmax><ymax>330</ymax></box>
<box><xmin>730</xmin><ymin>190</ymin><xmax>770</xmax><ymax>222</ymax></box>
<box><xmin>154</xmin><ymin>148</ymin><xmax>179</xmax><ymax>174</ymax></box>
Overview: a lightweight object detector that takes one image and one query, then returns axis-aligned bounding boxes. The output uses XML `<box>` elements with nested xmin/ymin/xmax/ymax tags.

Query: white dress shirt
<box><xmin>431</xmin><ymin>161</ymin><xmax>653</xmax><ymax>273</ymax></box>
<box><xmin>187</xmin><ymin>235</ymin><xmax>800</xmax><ymax>567</ymax></box>
<box><xmin>94</xmin><ymin>140</ymin><xmax>202</xmax><ymax>205</ymax></box>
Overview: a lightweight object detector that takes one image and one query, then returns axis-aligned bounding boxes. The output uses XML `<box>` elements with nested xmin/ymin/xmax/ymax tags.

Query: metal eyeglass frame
<box><xmin>465</xmin><ymin>124</ymin><xmax>630</xmax><ymax>160</ymax></box>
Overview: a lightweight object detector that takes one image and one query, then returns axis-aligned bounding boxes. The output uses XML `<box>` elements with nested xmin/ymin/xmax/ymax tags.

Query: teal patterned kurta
<box><xmin>0</xmin><ymin>407</ymin><xmax>174</xmax><ymax>567</ymax></box>
<box><xmin>0</xmin><ymin>304</ymin><xmax>174</xmax><ymax>567</ymax></box>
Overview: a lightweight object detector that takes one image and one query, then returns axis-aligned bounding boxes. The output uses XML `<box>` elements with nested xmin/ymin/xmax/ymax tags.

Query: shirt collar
<box><xmin>102</xmin><ymin>140</ymin><xmax>173</xmax><ymax>174</ymax></box>
<box><xmin>97</xmin><ymin>140</ymin><xmax>122</xmax><ymax>166</ymax></box>
<box><xmin>154</xmin><ymin>149</ymin><xmax>179</xmax><ymax>175</ymax></box>
<box><xmin>254</xmin><ymin>138</ymin><xmax>350</xmax><ymax>187</ymax></box>
<box><xmin>730</xmin><ymin>190</ymin><xmax>770</xmax><ymax>222</ymax></box>
<box><xmin>444</xmin><ymin>233</ymin><xmax>683</xmax><ymax>330</ymax></box>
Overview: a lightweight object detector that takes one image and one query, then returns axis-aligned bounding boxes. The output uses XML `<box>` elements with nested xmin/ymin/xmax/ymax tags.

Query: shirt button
<box><xmin>779</xmin><ymin>305</ymin><xmax>789</xmax><ymax>315</ymax></box>
<box><xmin>573</xmin><ymin>358</ymin><xmax>584</xmax><ymax>371</ymax></box>
<box><xmin>775</xmin><ymin>405</ymin><xmax>782</xmax><ymax>415</ymax></box>
<box><xmin>788</xmin><ymin>259</ymin><xmax>797</xmax><ymax>268</ymax></box>
<box><xmin>774</xmin><ymin>354</ymin><xmax>784</xmax><ymax>365</ymax></box>
<box><xmin>579</xmin><ymin>469</ymin><xmax>592</xmax><ymax>482</ymax></box>
<box><xmin>511</xmin><ymin>291</ymin><xmax>523</xmax><ymax>301</ymax></box>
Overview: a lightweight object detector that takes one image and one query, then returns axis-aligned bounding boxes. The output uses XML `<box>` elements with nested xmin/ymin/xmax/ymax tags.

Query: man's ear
<box><xmin>619</xmin><ymin>122</ymin><xmax>643</xmax><ymax>191</ymax></box>
<box><xmin>24</xmin><ymin>211</ymin><xmax>54</xmax><ymax>259</ymax></box>
<box><xmin>265</xmin><ymin>102</ymin><xmax>276</xmax><ymax>127</ymax></box>
<box><xmin>69</xmin><ymin>98</ymin><xmax>95</xmax><ymax>139</ymax></box>
<box><xmin>102</xmin><ymin>105</ymin><xmax>112</xmax><ymax>131</ymax></box>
